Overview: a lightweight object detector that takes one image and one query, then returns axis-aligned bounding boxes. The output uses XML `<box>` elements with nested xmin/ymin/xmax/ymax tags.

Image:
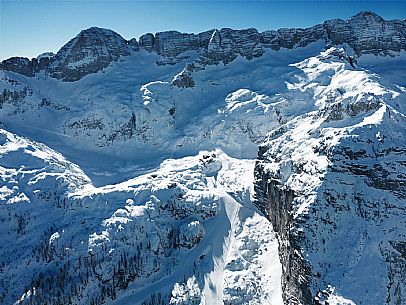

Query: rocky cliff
<box><xmin>1</xmin><ymin>12</ymin><xmax>405</xmax><ymax>81</ymax></box>
<box><xmin>0</xmin><ymin>11</ymin><xmax>405</xmax><ymax>305</ymax></box>
<box><xmin>324</xmin><ymin>11</ymin><xmax>406</xmax><ymax>55</ymax></box>
<box><xmin>1</xmin><ymin>27</ymin><xmax>136</xmax><ymax>81</ymax></box>
<box><xmin>254</xmin><ymin>48</ymin><xmax>406</xmax><ymax>305</ymax></box>
<box><xmin>48</xmin><ymin>27</ymin><xmax>136</xmax><ymax>81</ymax></box>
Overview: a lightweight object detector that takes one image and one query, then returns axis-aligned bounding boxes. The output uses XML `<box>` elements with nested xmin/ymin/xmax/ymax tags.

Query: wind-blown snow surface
<box><xmin>0</xmin><ymin>42</ymin><xmax>325</xmax><ymax>185</ymax></box>
<box><xmin>0</xmin><ymin>129</ymin><xmax>282</xmax><ymax>305</ymax></box>
<box><xmin>0</xmin><ymin>27</ymin><xmax>405</xmax><ymax>305</ymax></box>
<box><xmin>255</xmin><ymin>49</ymin><xmax>406</xmax><ymax>305</ymax></box>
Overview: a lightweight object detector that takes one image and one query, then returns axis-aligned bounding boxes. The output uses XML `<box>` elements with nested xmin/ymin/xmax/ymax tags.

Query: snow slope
<box><xmin>0</xmin><ymin>129</ymin><xmax>282</xmax><ymax>305</ymax></box>
<box><xmin>1</xmin><ymin>11</ymin><xmax>406</xmax><ymax>305</ymax></box>
<box><xmin>255</xmin><ymin>48</ymin><xmax>406</xmax><ymax>305</ymax></box>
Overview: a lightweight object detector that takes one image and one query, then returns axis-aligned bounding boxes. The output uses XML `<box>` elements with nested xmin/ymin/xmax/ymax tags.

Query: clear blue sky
<box><xmin>0</xmin><ymin>1</ymin><xmax>405</xmax><ymax>60</ymax></box>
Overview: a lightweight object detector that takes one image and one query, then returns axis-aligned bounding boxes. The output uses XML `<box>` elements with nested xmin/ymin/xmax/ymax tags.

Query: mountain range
<box><xmin>0</xmin><ymin>11</ymin><xmax>405</xmax><ymax>305</ymax></box>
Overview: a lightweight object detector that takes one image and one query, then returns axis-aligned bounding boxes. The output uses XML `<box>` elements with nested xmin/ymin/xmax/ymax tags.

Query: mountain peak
<box><xmin>74</xmin><ymin>27</ymin><xmax>125</xmax><ymax>42</ymax></box>
<box><xmin>349</xmin><ymin>11</ymin><xmax>385</xmax><ymax>24</ymax></box>
<box><xmin>79</xmin><ymin>26</ymin><xmax>115</xmax><ymax>33</ymax></box>
<box><xmin>350</xmin><ymin>11</ymin><xmax>385</xmax><ymax>21</ymax></box>
<box><xmin>48</xmin><ymin>26</ymin><xmax>134</xmax><ymax>81</ymax></box>
<box><xmin>59</xmin><ymin>26</ymin><xmax>128</xmax><ymax>57</ymax></box>
<box><xmin>1</xmin><ymin>11</ymin><xmax>405</xmax><ymax>81</ymax></box>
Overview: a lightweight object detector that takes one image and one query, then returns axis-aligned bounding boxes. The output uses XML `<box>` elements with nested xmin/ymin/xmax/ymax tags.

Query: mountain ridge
<box><xmin>0</xmin><ymin>10</ymin><xmax>405</xmax><ymax>305</ymax></box>
<box><xmin>1</xmin><ymin>11</ymin><xmax>405</xmax><ymax>81</ymax></box>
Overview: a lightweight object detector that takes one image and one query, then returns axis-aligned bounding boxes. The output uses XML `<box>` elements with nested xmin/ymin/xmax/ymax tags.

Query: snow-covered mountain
<box><xmin>0</xmin><ymin>11</ymin><xmax>405</xmax><ymax>305</ymax></box>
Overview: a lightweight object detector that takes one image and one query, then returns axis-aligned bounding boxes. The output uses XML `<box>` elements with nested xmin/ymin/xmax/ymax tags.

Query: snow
<box><xmin>259</xmin><ymin>45</ymin><xmax>406</xmax><ymax>305</ymax></box>
<box><xmin>0</xmin><ymin>128</ymin><xmax>282</xmax><ymax>304</ymax></box>
<box><xmin>0</xmin><ymin>41</ymin><xmax>326</xmax><ymax>188</ymax></box>
<box><xmin>6</xmin><ymin>192</ymin><xmax>30</xmax><ymax>204</ymax></box>
<box><xmin>49</xmin><ymin>231</ymin><xmax>60</xmax><ymax>244</ymax></box>
<box><xmin>101</xmin><ymin>151</ymin><xmax>283</xmax><ymax>305</ymax></box>
<box><xmin>0</xmin><ymin>27</ymin><xmax>405</xmax><ymax>305</ymax></box>
<box><xmin>222</xmin><ymin>212</ymin><xmax>283</xmax><ymax>305</ymax></box>
<box><xmin>170</xmin><ymin>275</ymin><xmax>201</xmax><ymax>304</ymax></box>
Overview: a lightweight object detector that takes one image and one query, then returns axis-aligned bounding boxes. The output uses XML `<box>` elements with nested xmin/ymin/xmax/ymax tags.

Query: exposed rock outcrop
<box><xmin>154</xmin><ymin>30</ymin><xmax>212</xmax><ymax>57</ymax></box>
<box><xmin>171</xmin><ymin>63</ymin><xmax>195</xmax><ymax>88</ymax></box>
<box><xmin>48</xmin><ymin>27</ymin><xmax>134</xmax><ymax>81</ymax></box>
<box><xmin>255</xmin><ymin>108</ymin><xmax>406</xmax><ymax>305</ymax></box>
<box><xmin>324</xmin><ymin>11</ymin><xmax>406</xmax><ymax>55</ymax></box>
<box><xmin>254</xmin><ymin>48</ymin><xmax>406</xmax><ymax>305</ymax></box>
<box><xmin>262</xmin><ymin>24</ymin><xmax>326</xmax><ymax>50</ymax></box>
<box><xmin>202</xmin><ymin>28</ymin><xmax>264</xmax><ymax>64</ymax></box>
<box><xmin>139</xmin><ymin>33</ymin><xmax>155</xmax><ymax>52</ymax></box>
<box><xmin>254</xmin><ymin>153</ymin><xmax>312</xmax><ymax>305</ymax></box>
<box><xmin>0</xmin><ymin>57</ymin><xmax>37</xmax><ymax>77</ymax></box>
<box><xmin>1</xmin><ymin>12</ymin><xmax>405</xmax><ymax>81</ymax></box>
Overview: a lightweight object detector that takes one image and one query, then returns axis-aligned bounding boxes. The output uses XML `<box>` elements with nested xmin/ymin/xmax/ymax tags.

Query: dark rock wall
<box><xmin>255</xmin><ymin>147</ymin><xmax>313</xmax><ymax>305</ymax></box>
<box><xmin>254</xmin><ymin>107</ymin><xmax>406</xmax><ymax>305</ymax></box>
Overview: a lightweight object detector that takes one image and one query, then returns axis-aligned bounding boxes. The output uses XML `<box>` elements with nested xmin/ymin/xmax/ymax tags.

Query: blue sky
<box><xmin>0</xmin><ymin>1</ymin><xmax>405</xmax><ymax>60</ymax></box>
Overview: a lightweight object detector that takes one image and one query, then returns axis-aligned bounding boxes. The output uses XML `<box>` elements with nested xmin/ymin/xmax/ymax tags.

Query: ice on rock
<box><xmin>207</xmin><ymin>29</ymin><xmax>221</xmax><ymax>53</ymax></box>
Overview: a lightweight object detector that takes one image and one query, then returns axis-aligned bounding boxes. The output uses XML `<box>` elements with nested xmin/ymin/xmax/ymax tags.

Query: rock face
<box><xmin>154</xmin><ymin>30</ymin><xmax>213</xmax><ymax>57</ymax></box>
<box><xmin>48</xmin><ymin>27</ymin><xmax>134</xmax><ymax>81</ymax></box>
<box><xmin>0</xmin><ymin>28</ymin><xmax>135</xmax><ymax>81</ymax></box>
<box><xmin>0</xmin><ymin>11</ymin><xmax>406</xmax><ymax>305</ymax></box>
<box><xmin>171</xmin><ymin>63</ymin><xmax>195</xmax><ymax>88</ymax></box>
<box><xmin>0</xmin><ymin>57</ymin><xmax>37</xmax><ymax>77</ymax></box>
<box><xmin>138</xmin><ymin>33</ymin><xmax>156</xmax><ymax>52</ymax></box>
<box><xmin>202</xmin><ymin>28</ymin><xmax>264</xmax><ymax>64</ymax></box>
<box><xmin>1</xmin><ymin>12</ymin><xmax>405</xmax><ymax>81</ymax></box>
<box><xmin>324</xmin><ymin>11</ymin><xmax>406</xmax><ymax>55</ymax></box>
<box><xmin>262</xmin><ymin>24</ymin><xmax>326</xmax><ymax>50</ymax></box>
<box><xmin>254</xmin><ymin>48</ymin><xmax>406</xmax><ymax>305</ymax></box>
<box><xmin>254</xmin><ymin>160</ymin><xmax>313</xmax><ymax>305</ymax></box>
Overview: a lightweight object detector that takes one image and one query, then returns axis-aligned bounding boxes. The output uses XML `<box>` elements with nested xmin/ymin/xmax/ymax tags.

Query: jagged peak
<box><xmin>210</xmin><ymin>29</ymin><xmax>220</xmax><ymax>37</ymax></box>
<box><xmin>59</xmin><ymin>27</ymin><xmax>127</xmax><ymax>51</ymax></box>
<box><xmin>55</xmin><ymin>26</ymin><xmax>130</xmax><ymax>60</ymax></box>
<box><xmin>44</xmin><ymin>26</ymin><xmax>134</xmax><ymax>81</ymax></box>
<box><xmin>349</xmin><ymin>11</ymin><xmax>385</xmax><ymax>22</ymax></box>
<box><xmin>76</xmin><ymin>26</ymin><xmax>123</xmax><ymax>38</ymax></box>
<box><xmin>138</xmin><ymin>33</ymin><xmax>155</xmax><ymax>52</ymax></box>
<box><xmin>1</xmin><ymin>11</ymin><xmax>405</xmax><ymax>81</ymax></box>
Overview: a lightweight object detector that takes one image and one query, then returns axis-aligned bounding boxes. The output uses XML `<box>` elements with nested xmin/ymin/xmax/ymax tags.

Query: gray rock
<box><xmin>207</xmin><ymin>29</ymin><xmax>221</xmax><ymax>52</ymax></box>
<box><xmin>266</xmin><ymin>24</ymin><xmax>325</xmax><ymax>50</ymax></box>
<box><xmin>255</xmin><ymin>148</ymin><xmax>313</xmax><ymax>305</ymax></box>
<box><xmin>154</xmin><ymin>30</ymin><xmax>212</xmax><ymax>57</ymax></box>
<box><xmin>324</xmin><ymin>11</ymin><xmax>406</xmax><ymax>55</ymax></box>
<box><xmin>1</xmin><ymin>12</ymin><xmax>405</xmax><ymax>81</ymax></box>
<box><xmin>172</xmin><ymin>63</ymin><xmax>195</xmax><ymax>88</ymax></box>
<box><xmin>0</xmin><ymin>86</ymin><xmax>33</xmax><ymax>114</ymax></box>
<box><xmin>139</xmin><ymin>33</ymin><xmax>155</xmax><ymax>52</ymax></box>
<box><xmin>49</xmin><ymin>27</ymin><xmax>133</xmax><ymax>81</ymax></box>
<box><xmin>0</xmin><ymin>57</ymin><xmax>37</xmax><ymax>77</ymax></box>
<box><xmin>128</xmin><ymin>38</ymin><xmax>139</xmax><ymax>52</ymax></box>
<box><xmin>254</xmin><ymin>91</ymin><xmax>406</xmax><ymax>305</ymax></box>
<box><xmin>201</xmin><ymin>28</ymin><xmax>264</xmax><ymax>65</ymax></box>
